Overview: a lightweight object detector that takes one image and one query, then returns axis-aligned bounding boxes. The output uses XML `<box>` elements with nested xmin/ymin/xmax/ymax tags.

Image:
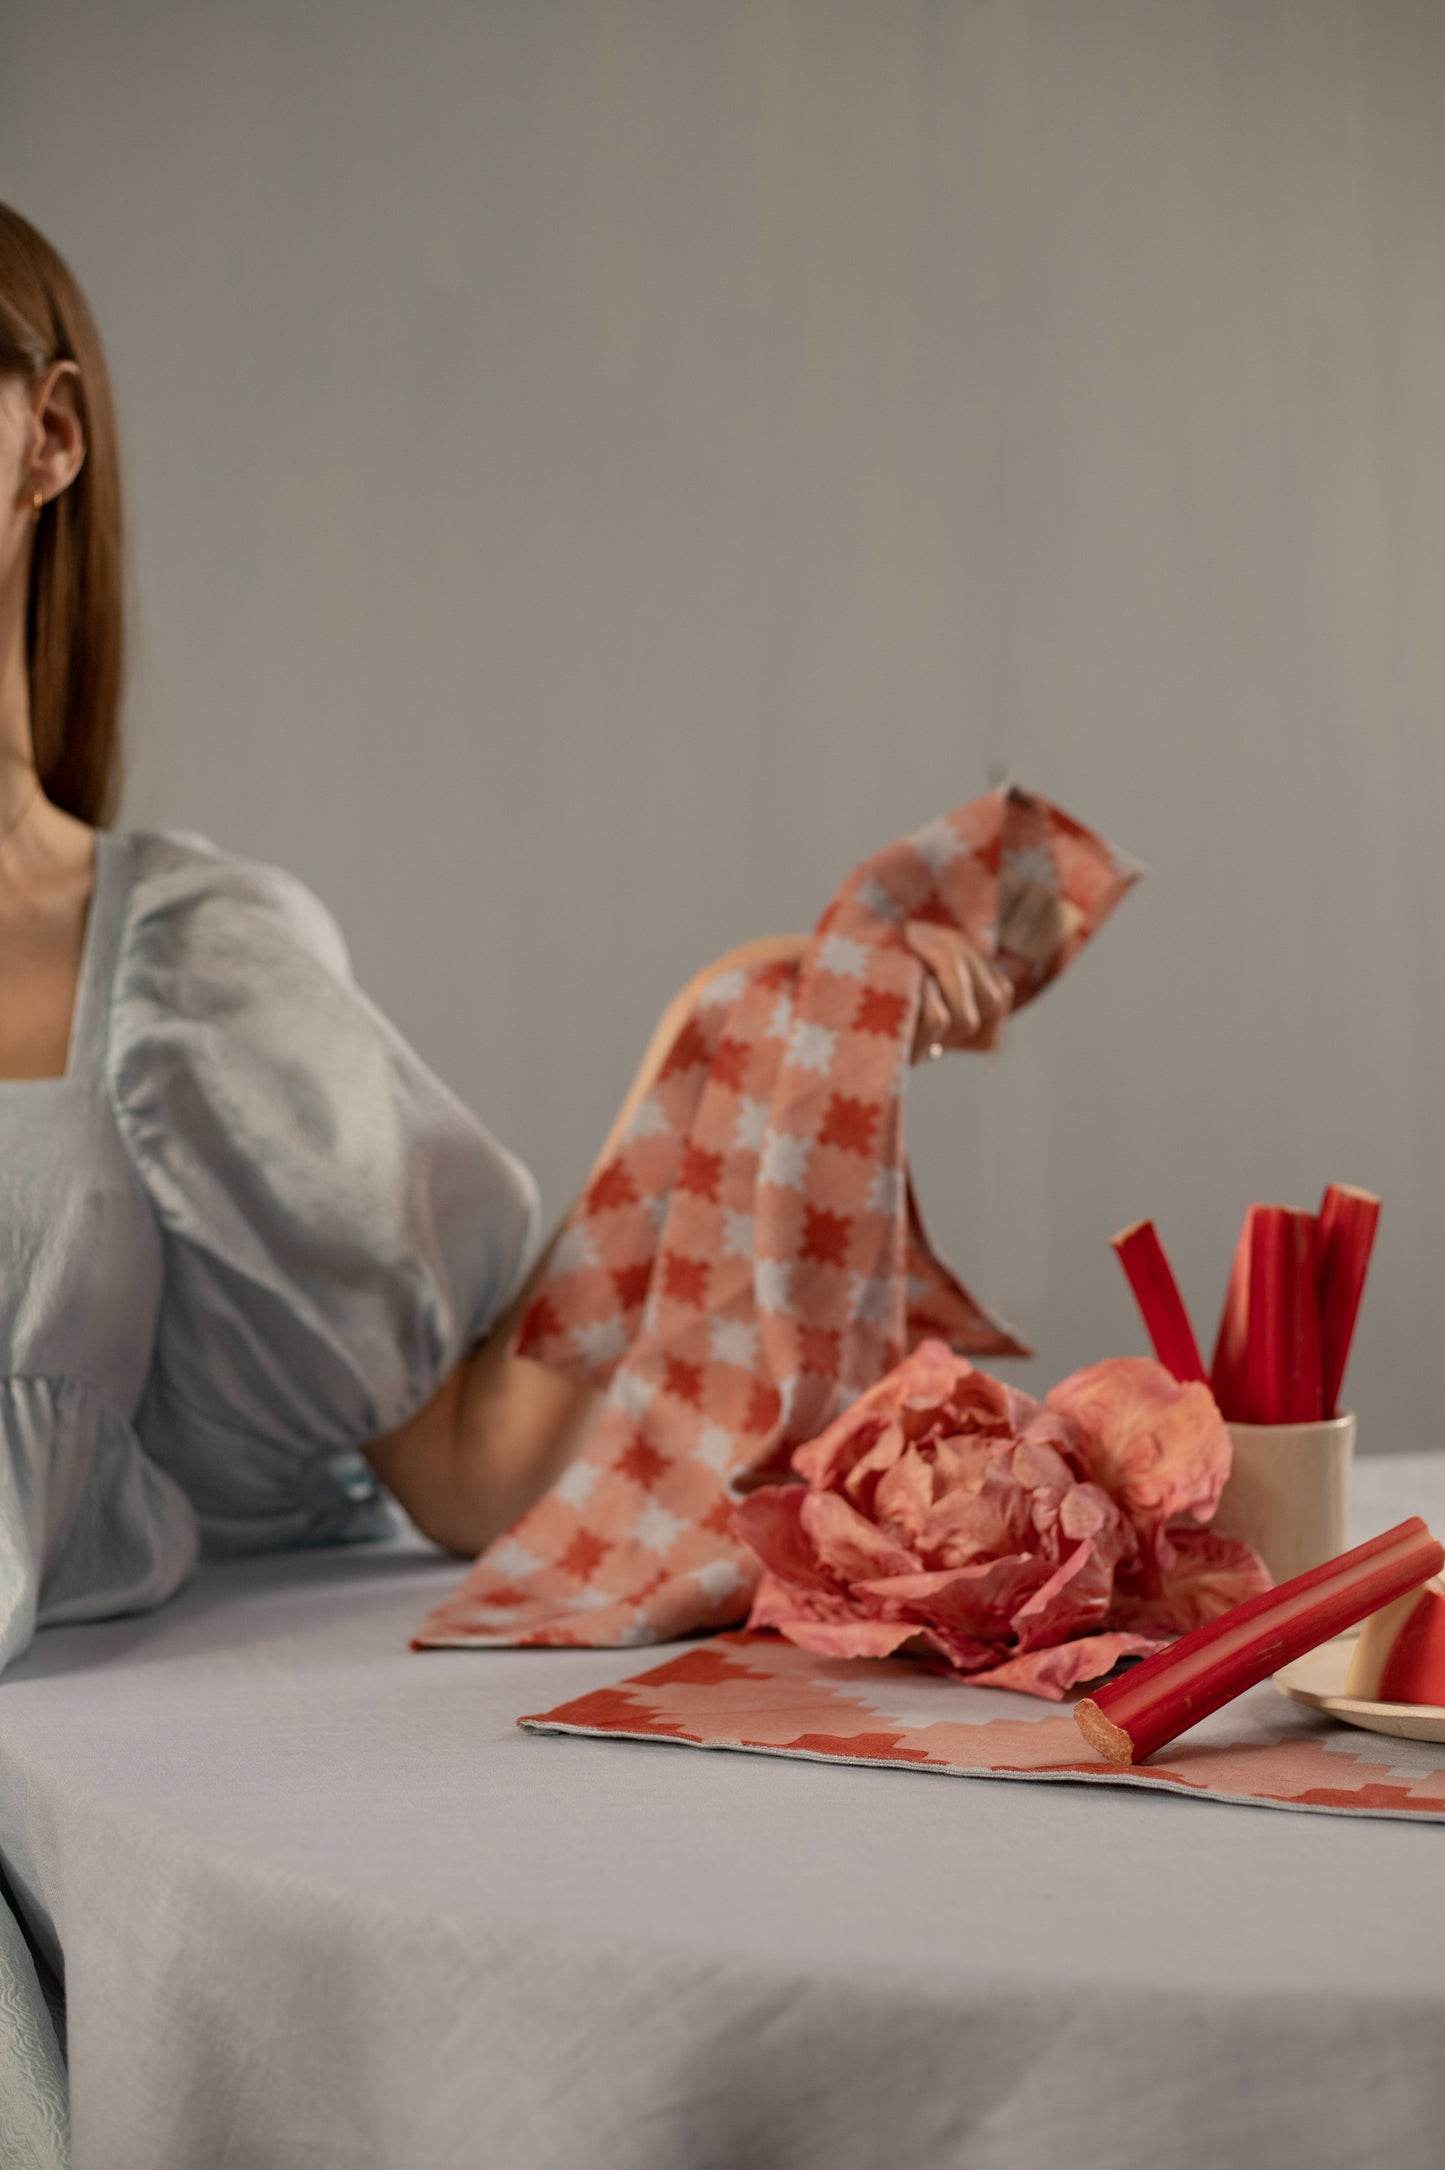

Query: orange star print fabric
<box><xmin>413</xmin><ymin>787</ymin><xmax>1141</xmax><ymax>1652</ymax></box>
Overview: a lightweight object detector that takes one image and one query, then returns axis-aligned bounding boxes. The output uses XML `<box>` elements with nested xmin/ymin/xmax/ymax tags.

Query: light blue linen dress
<box><xmin>0</xmin><ymin>826</ymin><xmax>541</xmax><ymax>2165</ymax></box>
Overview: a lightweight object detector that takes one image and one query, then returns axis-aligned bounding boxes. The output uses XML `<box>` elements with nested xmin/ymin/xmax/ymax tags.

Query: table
<box><xmin>1</xmin><ymin>1455</ymin><xmax>1443</xmax><ymax>2170</ymax></box>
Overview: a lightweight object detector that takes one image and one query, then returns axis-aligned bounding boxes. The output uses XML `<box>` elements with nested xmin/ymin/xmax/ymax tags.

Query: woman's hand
<box><xmin>904</xmin><ymin>920</ymin><xmax>1012</xmax><ymax>1060</ymax></box>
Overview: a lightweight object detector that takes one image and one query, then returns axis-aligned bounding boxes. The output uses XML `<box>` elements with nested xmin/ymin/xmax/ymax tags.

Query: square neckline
<box><xmin>0</xmin><ymin>828</ymin><xmax>129</xmax><ymax>1091</ymax></box>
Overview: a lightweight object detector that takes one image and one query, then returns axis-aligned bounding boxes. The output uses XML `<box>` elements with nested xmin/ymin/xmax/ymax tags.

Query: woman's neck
<box><xmin>0</xmin><ymin>491</ymin><xmax>98</xmax><ymax>1066</ymax></box>
<box><xmin>0</xmin><ymin>542</ymin><xmax>96</xmax><ymax>878</ymax></box>
<box><xmin>0</xmin><ymin>538</ymin><xmax>39</xmax><ymax>832</ymax></box>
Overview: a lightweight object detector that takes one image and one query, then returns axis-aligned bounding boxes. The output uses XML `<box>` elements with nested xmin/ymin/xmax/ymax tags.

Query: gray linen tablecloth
<box><xmin>0</xmin><ymin>1454</ymin><xmax>1442</xmax><ymax>2170</ymax></box>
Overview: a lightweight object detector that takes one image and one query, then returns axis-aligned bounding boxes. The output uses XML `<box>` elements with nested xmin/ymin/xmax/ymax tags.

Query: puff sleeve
<box><xmin>108</xmin><ymin>833</ymin><xmax>542</xmax><ymax>1555</ymax></box>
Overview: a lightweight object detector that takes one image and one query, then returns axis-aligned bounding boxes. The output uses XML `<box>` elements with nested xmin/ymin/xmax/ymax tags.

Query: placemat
<box><xmin>520</xmin><ymin>1631</ymin><xmax>1445</xmax><ymax>1820</ymax></box>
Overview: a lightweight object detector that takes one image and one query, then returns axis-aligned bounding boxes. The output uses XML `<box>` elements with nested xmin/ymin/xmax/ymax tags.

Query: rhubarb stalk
<box><xmin>1209</xmin><ymin>1211</ymin><xmax>1252</xmax><ymax>1422</ymax></box>
<box><xmin>1075</xmin><ymin>1516</ymin><xmax>1444</xmax><ymax>1764</ymax></box>
<box><xmin>1111</xmin><ymin>1220</ymin><xmax>1208</xmax><ymax>1385</ymax></box>
<box><xmin>1243</xmin><ymin>1205</ymin><xmax>1321</xmax><ymax>1425</ymax></box>
<box><xmin>1316</xmin><ymin>1183</ymin><xmax>1381</xmax><ymax>1419</ymax></box>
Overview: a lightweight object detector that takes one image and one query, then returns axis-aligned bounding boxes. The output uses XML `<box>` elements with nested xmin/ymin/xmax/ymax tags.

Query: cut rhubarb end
<box><xmin>1111</xmin><ymin>1219</ymin><xmax>1208</xmax><ymax>1385</ymax></box>
<box><xmin>1317</xmin><ymin>1183</ymin><xmax>1381</xmax><ymax>1420</ymax></box>
<box><xmin>1074</xmin><ymin>1698</ymin><xmax>1135</xmax><ymax>1765</ymax></box>
<box><xmin>1072</xmin><ymin>1517</ymin><xmax>1444</xmax><ymax>1765</ymax></box>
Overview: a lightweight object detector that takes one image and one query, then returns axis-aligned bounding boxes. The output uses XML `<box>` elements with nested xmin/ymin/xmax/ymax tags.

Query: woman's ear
<box><xmin>26</xmin><ymin>360</ymin><xmax>86</xmax><ymax>510</ymax></box>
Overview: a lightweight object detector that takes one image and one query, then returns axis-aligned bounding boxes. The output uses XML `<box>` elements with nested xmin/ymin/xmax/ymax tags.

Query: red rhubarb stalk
<box><xmin>1210</xmin><ymin>1210</ymin><xmax>1252</xmax><ymax>1422</ymax></box>
<box><xmin>1111</xmin><ymin>1220</ymin><xmax>1208</xmax><ymax>1385</ymax></box>
<box><xmin>1243</xmin><ymin>1205</ymin><xmax>1321</xmax><ymax>1425</ymax></box>
<box><xmin>1075</xmin><ymin>1517</ymin><xmax>1444</xmax><ymax>1764</ymax></box>
<box><xmin>1316</xmin><ymin>1183</ymin><xmax>1381</xmax><ymax>1419</ymax></box>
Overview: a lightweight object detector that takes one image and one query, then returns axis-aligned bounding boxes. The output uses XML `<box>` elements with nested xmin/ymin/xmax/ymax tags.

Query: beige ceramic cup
<box><xmin>1210</xmin><ymin>1414</ymin><xmax>1356</xmax><ymax>1585</ymax></box>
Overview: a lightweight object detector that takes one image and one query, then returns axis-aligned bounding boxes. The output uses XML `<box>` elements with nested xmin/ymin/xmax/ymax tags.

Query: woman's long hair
<box><xmin>0</xmin><ymin>205</ymin><xmax>124</xmax><ymax>825</ymax></box>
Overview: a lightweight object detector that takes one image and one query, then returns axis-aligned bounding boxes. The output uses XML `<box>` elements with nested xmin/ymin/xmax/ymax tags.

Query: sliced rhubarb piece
<box><xmin>1074</xmin><ymin>1516</ymin><xmax>1444</xmax><ymax>1764</ymax></box>
<box><xmin>1110</xmin><ymin>1221</ymin><xmax>1208</xmax><ymax>1385</ymax></box>
<box><xmin>1316</xmin><ymin>1183</ymin><xmax>1381</xmax><ymax>1419</ymax></box>
<box><xmin>1210</xmin><ymin>1210</ymin><xmax>1252</xmax><ymax>1422</ymax></box>
<box><xmin>1243</xmin><ymin>1205</ymin><xmax>1322</xmax><ymax>1425</ymax></box>
<box><xmin>1345</xmin><ymin>1576</ymin><xmax>1445</xmax><ymax>1706</ymax></box>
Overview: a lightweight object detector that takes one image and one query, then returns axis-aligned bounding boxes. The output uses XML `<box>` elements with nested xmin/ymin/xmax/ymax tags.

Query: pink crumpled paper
<box><xmin>733</xmin><ymin>1341</ymin><xmax>1270</xmax><ymax>1698</ymax></box>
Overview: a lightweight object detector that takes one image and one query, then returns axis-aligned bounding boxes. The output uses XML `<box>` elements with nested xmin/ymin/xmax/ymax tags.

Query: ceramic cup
<box><xmin>1211</xmin><ymin>1413</ymin><xmax>1357</xmax><ymax>1585</ymax></box>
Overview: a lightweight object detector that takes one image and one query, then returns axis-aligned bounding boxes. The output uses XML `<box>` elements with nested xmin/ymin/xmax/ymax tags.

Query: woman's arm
<box><xmin>362</xmin><ymin>934</ymin><xmax>810</xmax><ymax>1554</ymax></box>
<box><xmin>359</xmin><ymin>1267</ymin><xmax>595</xmax><ymax>1559</ymax></box>
<box><xmin>363</xmin><ymin>925</ymin><xmax>1011</xmax><ymax>1557</ymax></box>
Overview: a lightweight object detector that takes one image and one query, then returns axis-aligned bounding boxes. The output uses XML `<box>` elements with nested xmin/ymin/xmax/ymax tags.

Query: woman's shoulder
<box><xmin>116</xmin><ymin>826</ymin><xmax>353</xmax><ymax>980</ymax></box>
<box><xmin>103</xmin><ymin>831</ymin><xmax>542</xmax><ymax>1520</ymax></box>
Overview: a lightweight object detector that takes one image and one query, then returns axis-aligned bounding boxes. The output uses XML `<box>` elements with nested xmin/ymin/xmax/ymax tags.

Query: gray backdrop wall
<box><xmin>4</xmin><ymin>1</ymin><xmax>1442</xmax><ymax>1450</ymax></box>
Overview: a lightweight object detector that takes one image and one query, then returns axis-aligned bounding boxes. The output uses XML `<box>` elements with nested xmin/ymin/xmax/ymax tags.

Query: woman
<box><xmin>0</xmin><ymin>200</ymin><xmax>1012</xmax><ymax>2164</ymax></box>
<box><xmin>0</xmin><ymin>202</ymin><xmax>1012</xmax><ymax>1677</ymax></box>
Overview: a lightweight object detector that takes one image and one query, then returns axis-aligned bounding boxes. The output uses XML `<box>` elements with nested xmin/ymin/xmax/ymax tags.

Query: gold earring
<box><xmin>31</xmin><ymin>492</ymin><xmax>43</xmax><ymax>524</ymax></box>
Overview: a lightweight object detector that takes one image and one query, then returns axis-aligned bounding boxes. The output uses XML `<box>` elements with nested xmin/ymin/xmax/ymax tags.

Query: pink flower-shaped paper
<box><xmin>734</xmin><ymin>1341</ymin><xmax>1268</xmax><ymax>1698</ymax></box>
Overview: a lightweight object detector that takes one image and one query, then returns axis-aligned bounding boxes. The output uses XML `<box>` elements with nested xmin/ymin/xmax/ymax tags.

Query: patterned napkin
<box><xmin>414</xmin><ymin>787</ymin><xmax>1140</xmax><ymax>1652</ymax></box>
<box><xmin>520</xmin><ymin>1631</ymin><xmax>1445</xmax><ymax>1822</ymax></box>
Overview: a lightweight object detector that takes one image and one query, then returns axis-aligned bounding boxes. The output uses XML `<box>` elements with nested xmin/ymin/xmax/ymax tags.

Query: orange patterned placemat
<box><xmin>520</xmin><ymin>1632</ymin><xmax>1445</xmax><ymax>1820</ymax></box>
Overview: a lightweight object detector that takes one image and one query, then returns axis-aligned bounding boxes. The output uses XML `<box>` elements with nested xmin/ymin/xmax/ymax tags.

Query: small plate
<box><xmin>1274</xmin><ymin>1636</ymin><xmax>1445</xmax><ymax>1744</ymax></box>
